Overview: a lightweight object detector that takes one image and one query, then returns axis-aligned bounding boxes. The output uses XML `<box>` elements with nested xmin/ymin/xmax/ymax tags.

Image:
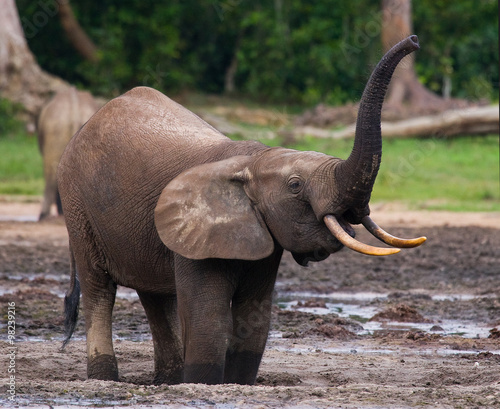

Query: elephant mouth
<box><xmin>291</xmin><ymin>215</ymin><xmax>426</xmax><ymax>267</ymax></box>
<box><xmin>292</xmin><ymin>217</ymin><xmax>353</xmax><ymax>266</ymax></box>
<box><xmin>323</xmin><ymin>215</ymin><xmax>427</xmax><ymax>256</ymax></box>
<box><xmin>291</xmin><ymin>249</ymin><xmax>330</xmax><ymax>267</ymax></box>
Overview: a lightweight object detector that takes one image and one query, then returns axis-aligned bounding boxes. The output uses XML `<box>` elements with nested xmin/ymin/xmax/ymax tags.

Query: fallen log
<box><xmin>291</xmin><ymin>105</ymin><xmax>499</xmax><ymax>140</ymax></box>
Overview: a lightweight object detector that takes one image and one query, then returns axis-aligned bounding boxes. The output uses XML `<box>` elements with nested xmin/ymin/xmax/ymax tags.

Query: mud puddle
<box><xmin>278</xmin><ymin>291</ymin><xmax>496</xmax><ymax>339</ymax></box>
<box><xmin>0</xmin><ymin>215</ymin><xmax>38</xmax><ymax>222</ymax></box>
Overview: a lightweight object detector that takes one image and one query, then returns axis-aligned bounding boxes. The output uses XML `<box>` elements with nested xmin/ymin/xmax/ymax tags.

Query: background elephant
<box><xmin>58</xmin><ymin>36</ymin><xmax>425</xmax><ymax>385</ymax></box>
<box><xmin>37</xmin><ymin>87</ymin><xmax>100</xmax><ymax>220</ymax></box>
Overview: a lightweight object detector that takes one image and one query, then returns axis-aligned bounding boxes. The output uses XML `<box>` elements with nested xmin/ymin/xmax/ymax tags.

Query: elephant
<box><xmin>58</xmin><ymin>35</ymin><xmax>426</xmax><ymax>385</ymax></box>
<box><xmin>37</xmin><ymin>87</ymin><xmax>100</xmax><ymax>220</ymax></box>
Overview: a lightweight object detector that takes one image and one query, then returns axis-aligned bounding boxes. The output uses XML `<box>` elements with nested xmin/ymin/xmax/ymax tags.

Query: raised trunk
<box><xmin>336</xmin><ymin>35</ymin><xmax>419</xmax><ymax>216</ymax></box>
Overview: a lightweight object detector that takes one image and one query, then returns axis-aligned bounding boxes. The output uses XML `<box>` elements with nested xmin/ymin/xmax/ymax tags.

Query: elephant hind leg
<box><xmin>137</xmin><ymin>292</ymin><xmax>183</xmax><ymax>385</ymax></box>
<box><xmin>81</xmin><ymin>270</ymin><xmax>118</xmax><ymax>381</ymax></box>
<box><xmin>80</xmin><ymin>270</ymin><xmax>118</xmax><ymax>381</ymax></box>
<box><xmin>70</xmin><ymin>229</ymin><xmax>118</xmax><ymax>381</ymax></box>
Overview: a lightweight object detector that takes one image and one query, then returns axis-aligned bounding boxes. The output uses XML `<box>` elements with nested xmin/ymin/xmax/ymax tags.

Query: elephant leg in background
<box><xmin>74</xmin><ymin>246</ymin><xmax>119</xmax><ymax>381</ymax></box>
<box><xmin>224</xmin><ymin>254</ymin><xmax>282</xmax><ymax>385</ymax></box>
<box><xmin>174</xmin><ymin>256</ymin><xmax>235</xmax><ymax>385</ymax></box>
<box><xmin>39</xmin><ymin>166</ymin><xmax>58</xmax><ymax>220</ymax></box>
<box><xmin>137</xmin><ymin>292</ymin><xmax>183</xmax><ymax>385</ymax></box>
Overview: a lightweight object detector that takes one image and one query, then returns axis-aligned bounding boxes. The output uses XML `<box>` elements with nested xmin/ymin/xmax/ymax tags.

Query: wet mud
<box><xmin>0</xmin><ymin>213</ymin><xmax>499</xmax><ymax>408</ymax></box>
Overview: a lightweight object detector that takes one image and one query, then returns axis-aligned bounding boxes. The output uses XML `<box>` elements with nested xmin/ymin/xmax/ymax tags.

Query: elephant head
<box><xmin>155</xmin><ymin>36</ymin><xmax>425</xmax><ymax>265</ymax></box>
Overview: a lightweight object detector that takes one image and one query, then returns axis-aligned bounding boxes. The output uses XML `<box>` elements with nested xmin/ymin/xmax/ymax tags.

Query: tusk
<box><xmin>324</xmin><ymin>215</ymin><xmax>400</xmax><ymax>256</ymax></box>
<box><xmin>361</xmin><ymin>216</ymin><xmax>427</xmax><ymax>248</ymax></box>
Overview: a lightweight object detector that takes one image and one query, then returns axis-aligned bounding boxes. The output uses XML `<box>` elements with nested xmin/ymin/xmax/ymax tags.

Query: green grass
<box><xmin>0</xmin><ymin>133</ymin><xmax>43</xmax><ymax>195</ymax></box>
<box><xmin>373</xmin><ymin>135</ymin><xmax>500</xmax><ymax>211</ymax></box>
<box><xmin>1</xmin><ymin>129</ymin><xmax>499</xmax><ymax>212</ymax></box>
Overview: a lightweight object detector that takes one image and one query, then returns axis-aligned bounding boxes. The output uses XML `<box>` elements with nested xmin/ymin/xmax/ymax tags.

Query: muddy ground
<box><xmin>0</xmin><ymin>202</ymin><xmax>499</xmax><ymax>408</ymax></box>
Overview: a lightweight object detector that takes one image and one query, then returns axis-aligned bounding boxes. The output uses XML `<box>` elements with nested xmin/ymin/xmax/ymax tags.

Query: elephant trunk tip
<box><xmin>409</xmin><ymin>35</ymin><xmax>419</xmax><ymax>48</ymax></box>
<box><xmin>402</xmin><ymin>35</ymin><xmax>420</xmax><ymax>54</ymax></box>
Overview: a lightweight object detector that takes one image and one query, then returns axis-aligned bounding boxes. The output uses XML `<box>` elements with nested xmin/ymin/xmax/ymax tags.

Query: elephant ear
<box><xmin>154</xmin><ymin>156</ymin><xmax>274</xmax><ymax>260</ymax></box>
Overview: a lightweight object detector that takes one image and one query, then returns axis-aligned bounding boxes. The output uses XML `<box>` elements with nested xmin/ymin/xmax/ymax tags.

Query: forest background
<box><xmin>16</xmin><ymin>0</ymin><xmax>499</xmax><ymax>105</ymax></box>
<box><xmin>1</xmin><ymin>0</ymin><xmax>498</xmax><ymax>211</ymax></box>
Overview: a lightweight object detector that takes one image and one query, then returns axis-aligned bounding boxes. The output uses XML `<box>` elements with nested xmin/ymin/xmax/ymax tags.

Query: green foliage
<box><xmin>413</xmin><ymin>0</ymin><xmax>499</xmax><ymax>101</ymax></box>
<box><xmin>16</xmin><ymin>1</ymin><xmax>499</xmax><ymax>103</ymax></box>
<box><xmin>0</xmin><ymin>99</ymin><xmax>26</xmax><ymax>137</ymax></box>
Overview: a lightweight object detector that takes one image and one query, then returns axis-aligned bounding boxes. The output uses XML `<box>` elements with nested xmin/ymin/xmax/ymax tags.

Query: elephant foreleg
<box><xmin>224</xmin><ymin>292</ymin><xmax>274</xmax><ymax>384</ymax></box>
<box><xmin>174</xmin><ymin>257</ymin><xmax>234</xmax><ymax>385</ymax></box>
<box><xmin>224</xmin><ymin>254</ymin><xmax>281</xmax><ymax>384</ymax></box>
<box><xmin>137</xmin><ymin>292</ymin><xmax>183</xmax><ymax>385</ymax></box>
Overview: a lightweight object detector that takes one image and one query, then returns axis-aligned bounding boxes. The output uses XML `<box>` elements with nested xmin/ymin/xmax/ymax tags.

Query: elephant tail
<box><xmin>61</xmin><ymin>247</ymin><xmax>80</xmax><ymax>350</ymax></box>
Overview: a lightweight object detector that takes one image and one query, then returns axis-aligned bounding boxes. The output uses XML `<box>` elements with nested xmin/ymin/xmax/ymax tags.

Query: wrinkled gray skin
<box><xmin>59</xmin><ymin>36</ymin><xmax>420</xmax><ymax>385</ymax></box>
<box><xmin>37</xmin><ymin>87</ymin><xmax>99</xmax><ymax>220</ymax></box>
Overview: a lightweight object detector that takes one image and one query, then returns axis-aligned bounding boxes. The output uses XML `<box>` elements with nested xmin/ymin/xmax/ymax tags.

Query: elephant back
<box><xmin>57</xmin><ymin>87</ymin><xmax>232</xmax><ymax>285</ymax></box>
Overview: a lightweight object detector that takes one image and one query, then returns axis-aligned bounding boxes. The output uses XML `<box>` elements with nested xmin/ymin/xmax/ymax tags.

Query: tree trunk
<box><xmin>381</xmin><ymin>0</ymin><xmax>470</xmax><ymax>117</ymax></box>
<box><xmin>382</xmin><ymin>0</ymin><xmax>440</xmax><ymax>110</ymax></box>
<box><xmin>224</xmin><ymin>47</ymin><xmax>239</xmax><ymax>95</ymax></box>
<box><xmin>57</xmin><ymin>0</ymin><xmax>99</xmax><ymax>63</ymax></box>
<box><xmin>0</xmin><ymin>0</ymin><xmax>69</xmax><ymax>127</ymax></box>
<box><xmin>291</xmin><ymin>105</ymin><xmax>499</xmax><ymax>140</ymax></box>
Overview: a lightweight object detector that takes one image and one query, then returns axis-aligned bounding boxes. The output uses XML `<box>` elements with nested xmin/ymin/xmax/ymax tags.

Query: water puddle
<box><xmin>0</xmin><ymin>274</ymin><xmax>138</xmax><ymax>300</ymax></box>
<box><xmin>281</xmin><ymin>290</ymin><xmax>493</xmax><ymax>302</ymax></box>
<box><xmin>4</xmin><ymin>399</ymin><xmax>143</xmax><ymax>409</ymax></box>
<box><xmin>269</xmin><ymin>343</ymin><xmax>500</xmax><ymax>357</ymax></box>
<box><xmin>0</xmin><ymin>214</ymin><xmax>38</xmax><ymax>222</ymax></box>
<box><xmin>277</xmin><ymin>291</ymin><xmax>495</xmax><ymax>339</ymax></box>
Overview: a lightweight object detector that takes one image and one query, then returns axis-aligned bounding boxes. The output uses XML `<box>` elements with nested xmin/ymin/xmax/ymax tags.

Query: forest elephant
<box><xmin>37</xmin><ymin>87</ymin><xmax>100</xmax><ymax>220</ymax></box>
<box><xmin>58</xmin><ymin>36</ymin><xmax>426</xmax><ymax>385</ymax></box>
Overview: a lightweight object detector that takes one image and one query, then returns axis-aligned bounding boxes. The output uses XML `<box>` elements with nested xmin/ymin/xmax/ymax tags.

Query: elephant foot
<box><xmin>153</xmin><ymin>365</ymin><xmax>183</xmax><ymax>385</ymax></box>
<box><xmin>224</xmin><ymin>350</ymin><xmax>262</xmax><ymax>385</ymax></box>
<box><xmin>38</xmin><ymin>212</ymin><xmax>49</xmax><ymax>222</ymax></box>
<box><xmin>183</xmin><ymin>363</ymin><xmax>224</xmax><ymax>385</ymax></box>
<box><xmin>87</xmin><ymin>354</ymin><xmax>118</xmax><ymax>381</ymax></box>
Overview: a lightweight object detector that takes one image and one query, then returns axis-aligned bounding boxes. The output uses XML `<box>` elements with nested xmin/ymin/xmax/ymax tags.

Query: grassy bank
<box><xmin>1</xmin><ymin>131</ymin><xmax>498</xmax><ymax>212</ymax></box>
<box><xmin>0</xmin><ymin>133</ymin><xmax>43</xmax><ymax>195</ymax></box>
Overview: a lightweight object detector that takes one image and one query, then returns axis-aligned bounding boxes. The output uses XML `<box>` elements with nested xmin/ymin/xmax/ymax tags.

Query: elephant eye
<box><xmin>287</xmin><ymin>177</ymin><xmax>304</xmax><ymax>194</ymax></box>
